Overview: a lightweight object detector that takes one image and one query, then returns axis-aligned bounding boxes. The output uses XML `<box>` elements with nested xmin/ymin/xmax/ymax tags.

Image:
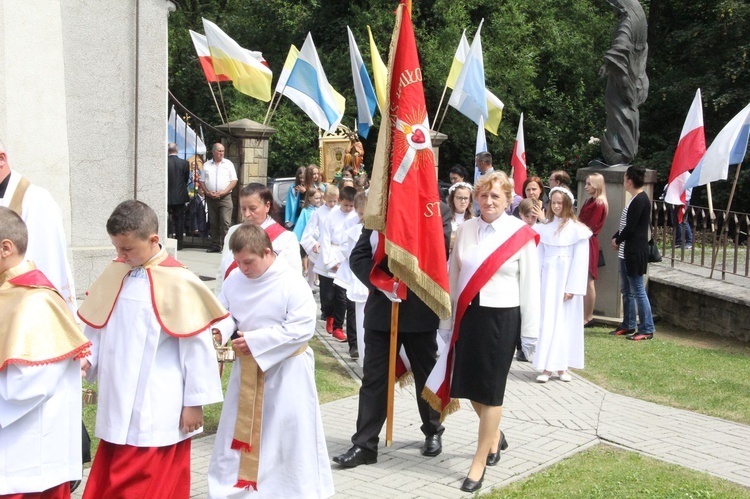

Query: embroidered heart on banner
<box><xmin>411</xmin><ymin>129</ymin><xmax>425</xmax><ymax>144</ymax></box>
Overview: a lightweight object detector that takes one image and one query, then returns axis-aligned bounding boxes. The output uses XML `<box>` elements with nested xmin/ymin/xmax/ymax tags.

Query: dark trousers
<box><xmin>333</xmin><ymin>284</ymin><xmax>356</xmax><ymax>347</ymax></box>
<box><xmin>352</xmin><ymin>329</ymin><xmax>444</xmax><ymax>454</ymax></box>
<box><xmin>318</xmin><ymin>276</ymin><xmax>335</xmax><ymax>319</ymax></box>
<box><xmin>207</xmin><ymin>195</ymin><xmax>233</xmax><ymax>249</ymax></box>
<box><xmin>168</xmin><ymin>203</ymin><xmax>187</xmax><ymax>245</ymax></box>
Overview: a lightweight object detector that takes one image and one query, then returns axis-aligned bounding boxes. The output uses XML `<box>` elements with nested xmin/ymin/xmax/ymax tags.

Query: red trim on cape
<box><xmin>434</xmin><ymin>226</ymin><xmax>539</xmax><ymax>408</ymax></box>
<box><xmin>234</xmin><ymin>480</ymin><xmax>258</xmax><ymax>491</ymax></box>
<box><xmin>146</xmin><ymin>268</ymin><xmax>230</xmax><ymax>337</ymax></box>
<box><xmin>224</xmin><ymin>223</ymin><xmax>288</xmax><ymax>280</ymax></box>
<box><xmin>77</xmin><ymin>273</ymin><xmax>126</xmax><ymax>329</ymax></box>
<box><xmin>0</xmin><ymin>341</ymin><xmax>92</xmax><ymax>372</ymax></box>
<box><xmin>7</xmin><ymin>269</ymin><xmax>58</xmax><ymax>292</ymax></box>
<box><xmin>158</xmin><ymin>254</ymin><xmax>186</xmax><ymax>268</ymax></box>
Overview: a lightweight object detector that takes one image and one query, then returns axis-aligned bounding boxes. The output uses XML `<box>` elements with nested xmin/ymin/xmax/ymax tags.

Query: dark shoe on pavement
<box><xmin>420</xmin><ymin>434</ymin><xmax>442</xmax><ymax>457</ymax></box>
<box><xmin>486</xmin><ymin>431</ymin><xmax>508</xmax><ymax>466</ymax></box>
<box><xmin>460</xmin><ymin>468</ymin><xmax>486</xmax><ymax>492</ymax></box>
<box><xmin>515</xmin><ymin>349</ymin><xmax>528</xmax><ymax>362</ymax></box>
<box><xmin>206</xmin><ymin>247</ymin><xmax>221</xmax><ymax>253</ymax></box>
<box><xmin>609</xmin><ymin>327</ymin><xmax>635</xmax><ymax>336</ymax></box>
<box><xmin>626</xmin><ymin>332</ymin><xmax>654</xmax><ymax>341</ymax></box>
<box><xmin>349</xmin><ymin>346</ymin><xmax>359</xmax><ymax>359</ymax></box>
<box><xmin>332</xmin><ymin>446</ymin><xmax>377</xmax><ymax>468</ymax></box>
<box><xmin>583</xmin><ymin>319</ymin><xmax>597</xmax><ymax>328</ymax></box>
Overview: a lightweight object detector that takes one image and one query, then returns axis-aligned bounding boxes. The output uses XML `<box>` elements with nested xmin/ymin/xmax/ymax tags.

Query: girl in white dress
<box><xmin>533</xmin><ymin>187</ymin><xmax>592</xmax><ymax>383</ymax></box>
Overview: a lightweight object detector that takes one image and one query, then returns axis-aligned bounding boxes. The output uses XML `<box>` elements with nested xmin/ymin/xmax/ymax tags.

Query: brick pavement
<box><xmin>71</xmin><ymin>248</ymin><xmax>750</xmax><ymax>497</ymax></box>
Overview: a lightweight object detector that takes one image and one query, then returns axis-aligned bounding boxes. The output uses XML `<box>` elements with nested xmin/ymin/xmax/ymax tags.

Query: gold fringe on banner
<box><xmin>421</xmin><ymin>386</ymin><xmax>461</xmax><ymax>423</ymax></box>
<box><xmin>363</xmin><ymin>4</ymin><xmax>403</xmax><ymax>232</ymax></box>
<box><xmin>386</xmin><ymin>241</ymin><xmax>451</xmax><ymax>320</ymax></box>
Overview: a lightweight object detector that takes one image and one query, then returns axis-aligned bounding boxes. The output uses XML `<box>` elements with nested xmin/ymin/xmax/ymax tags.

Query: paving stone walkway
<box><xmin>72</xmin><ymin>248</ymin><xmax>750</xmax><ymax>497</ymax></box>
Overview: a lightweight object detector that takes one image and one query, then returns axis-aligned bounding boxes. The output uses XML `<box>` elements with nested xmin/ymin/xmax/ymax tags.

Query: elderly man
<box><xmin>167</xmin><ymin>142</ymin><xmax>191</xmax><ymax>250</ymax></box>
<box><xmin>199</xmin><ymin>143</ymin><xmax>237</xmax><ymax>253</ymax></box>
<box><xmin>0</xmin><ymin>138</ymin><xmax>77</xmax><ymax>313</ymax></box>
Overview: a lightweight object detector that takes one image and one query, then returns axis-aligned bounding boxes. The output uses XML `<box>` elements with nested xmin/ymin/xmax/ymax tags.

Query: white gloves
<box><xmin>521</xmin><ymin>336</ymin><xmax>536</xmax><ymax>361</ymax></box>
<box><xmin>380</xmin><ymin>282</ymin><xmax>403</xmax><ymax>303</ymax></box>
<box><xmin>437</xmin><ymin>328</ymin><xmax>452</xmax><ymax>344</ymax></box>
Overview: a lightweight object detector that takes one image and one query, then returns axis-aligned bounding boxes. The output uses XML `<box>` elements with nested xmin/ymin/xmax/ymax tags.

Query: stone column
<box><xmin>216</xmin><ymin>119</ymin><xmax>276</xmax><ymax>223</ymax></box>
<box><xmin>430</xmin><ymin>130</ymin><xmax>448</xmax><ymax>179</ymax></box>
<box><xmin>576</xmin><ymin>165</ymin><xmax>657</xmax><ymax>321</ymax></box>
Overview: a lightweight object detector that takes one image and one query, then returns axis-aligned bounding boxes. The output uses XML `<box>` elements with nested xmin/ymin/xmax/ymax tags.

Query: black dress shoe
<box><xmin>515</xmin><ymin>349</ymin><xmax>528</xmax><ymax>362</ymax></box>
<box><xmin>420</xmin><ymin>434</ymin><xmax>442</xmax><ymax>457</ymax></box>
<box><xmin>460</xmin><ymin>468</ymin><xmax>486</xmax><ymax>492</ymax></box>
<box><xmin>332</xmin><ymin>446</ymin><xmax>377</xmax><ymax>468</ymax></box>
<box><xmin>206</xmin><ymin>247</ymin><xmax>221</xmax><ymax>253</ymax></box>
<box><xmin>486</xmin><ymin>431</ymin><xmax>509</xmax><ymax>466</ymax></box>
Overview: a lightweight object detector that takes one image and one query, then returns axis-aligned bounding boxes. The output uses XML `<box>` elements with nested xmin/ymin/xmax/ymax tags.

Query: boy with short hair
<box><xmin>315</xmin><ymin>186</ymin><xmax>358</xmax><ymax>343</ymax></box>
<box><xmin>301</xmin><ymin>184</ymin><xmax>338</xmax><ymax>319</ymax></box>
<box><xmin>0</xmin><ymin>207</ymin><xmax>90</xmax><ymax>499</ymax></box>
<box><xmin>79</xmin><ymin>200</ymin><xmax>227</xmax><ymax>499</ymax></box>
<box><xmin>208</xmin><ymin>223</ymin><xmax>334</xmax><ymax>498</ymax></box>
<box><xmin>518</xmin><ymin>198</ymin><xmax>539</xmax><ymax>226</ymax></box>
<box><xmin>333</xmin><ymin>191</ymin><xmax>369</xmax><ymax>361</ymax></box>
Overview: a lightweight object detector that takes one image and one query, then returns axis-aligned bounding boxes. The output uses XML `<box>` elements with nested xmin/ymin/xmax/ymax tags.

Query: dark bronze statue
<box><xmin>599</xmin><ymin>0</ymin><xmax>649</xmax><ymax>166</ymax></box>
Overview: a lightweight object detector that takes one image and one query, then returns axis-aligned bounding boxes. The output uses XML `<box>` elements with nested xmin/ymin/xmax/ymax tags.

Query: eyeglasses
<box><xmin>455</xmin><ymin>196</ymin><xmax>470</xmax><ymax>202</ymax></box>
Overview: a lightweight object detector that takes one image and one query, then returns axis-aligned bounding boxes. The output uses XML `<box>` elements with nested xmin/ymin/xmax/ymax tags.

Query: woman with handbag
<box><xmin>578</xmin><ymin>173</ymin><xmax>609</xmax><ymax>327</ymax></box>
<box><xmin>610</xmin><ymin>166</ymin><xmax>655</xmax><ymax>341</ymax></box>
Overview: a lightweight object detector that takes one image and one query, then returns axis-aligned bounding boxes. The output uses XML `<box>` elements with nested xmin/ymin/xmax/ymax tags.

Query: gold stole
<box><xmin>232</xmin><ymin>343</ymin><xmax>308</xmax><ymax>491</ymax></box>
<box><xmin>8</xmin><ymin>176</ymin><xmax>31</xmax><ymax>215</ymax></box>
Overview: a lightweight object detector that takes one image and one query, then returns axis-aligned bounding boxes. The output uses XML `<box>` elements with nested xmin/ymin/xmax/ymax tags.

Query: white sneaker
<box><xmin>559</xmin><ymin>373</ymin><xmax>572</xmax><ymax>382</ymax></box>
<box><xmin>536</xmin><ymin>373</ymin><xmax>550</xmax><ymax>383</ymax></box>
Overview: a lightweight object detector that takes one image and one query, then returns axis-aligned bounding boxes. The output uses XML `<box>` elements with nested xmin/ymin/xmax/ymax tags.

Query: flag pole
<box><xmin>262</xmin><ymin>91</ymin><xmax>278</xmax><ymax>126</ymax></box>
<box><xmin>431</xmin><ymin>83</ymin><xmax>449</xmax><ymax>130</ymax></box>
<box><xmin>207</xmin><ymin>81</ymin><xmax>225</xmax><ymax>124</ymax></box>
<box><xmin>216</xmin><ymin>81</ymin><xmax>230</xmax><ymax>124</ymax></box>
<box><xmin>435</xmin><ymin>103</ymin><xmax>450</xmax><ymax>134</ymax></box>
<box><xmin>709</xmin><ymin>162</ymin><xmax>742</xmax><ymax>279</ymax></box>
<box><xmin>385</xmin><ymin>287</ymin><xmax>400</xmax><ymax>447</ymax></box>
<box><xmin>706</xmin><ymin>183</ymin><xmax>716</xmax><ymax>232</ymax></box>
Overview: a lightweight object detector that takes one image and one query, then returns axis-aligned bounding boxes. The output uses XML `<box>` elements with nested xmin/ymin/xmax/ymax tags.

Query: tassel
<box><xmin>234</xmin><ymin>480</ymin><xmax>258</xmax><ymax>491</ymax></box>
<box><xmin>231</xmin><ymin>439</ymin><xmax>252</xmax><ymax>452</ymax></box>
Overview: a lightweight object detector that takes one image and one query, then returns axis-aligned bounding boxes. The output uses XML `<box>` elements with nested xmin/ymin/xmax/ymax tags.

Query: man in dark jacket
<box><xmin>167</xmin><ymin>142</ymin><xmax>190</xmax><ymax>250</ymax></box>
<box><xmin>332</xmin><ymin>202</ymin><xmax>451</xmax><ymax>467</ymax></box>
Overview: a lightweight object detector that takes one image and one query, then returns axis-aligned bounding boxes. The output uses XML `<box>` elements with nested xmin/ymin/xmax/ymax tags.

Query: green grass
<box><xmin>83</xmin><ymin>334</ymin><xmax>359</xmax><ymax>463</ymax></box>
<box><xmin>576</xmin><ymin>326</ymin><xmax>750</xmax><ymax>425</ymax></box>
<box><xmin>486</xmin><ymin>445</ymin><xmax>750</xmax><ymax>498</ymax></box>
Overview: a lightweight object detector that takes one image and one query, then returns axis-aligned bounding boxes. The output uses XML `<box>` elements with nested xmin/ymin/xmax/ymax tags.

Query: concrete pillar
<box><xmin>216</xmin><ymin>119</ymin><xmax>276</xmax><ymax>223</ymax></box>
<box><xmin>430</xmin><ymin>130</ymin><xmax>448</xmax><ymax>179</ymax></box>
<box><xmin>576</xmin><ymin>164</ymin><xmax>657</xmax><ymax>321</ymax></box>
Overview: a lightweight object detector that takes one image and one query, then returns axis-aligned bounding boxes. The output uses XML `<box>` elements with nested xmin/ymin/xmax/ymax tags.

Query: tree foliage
<box><xmin>168</xmin><ymin>0</ymin><xmax>750</xmax><ymax>211</ymax></box>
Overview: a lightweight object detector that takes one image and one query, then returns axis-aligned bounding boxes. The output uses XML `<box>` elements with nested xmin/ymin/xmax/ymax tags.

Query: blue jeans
<box><xmin>670</xmin><ymin>206</ymin><xmax>693</xmax><ymax>246</ymax></box>
<box><xmin>618</xmin><ymin>259</ymin><xmax>655</xmax><ymax>334</ymax></box>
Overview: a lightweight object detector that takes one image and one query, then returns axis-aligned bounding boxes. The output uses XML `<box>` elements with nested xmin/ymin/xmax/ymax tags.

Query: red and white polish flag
<box><xmin>665</xmin><ymin>89</ymin><xmax>706</xmax><ymax>221</ymax></box>
<box><xmin>510</xmin><ymin>113</ymin><xmax>527</xmax><ymax>196</ymax></box>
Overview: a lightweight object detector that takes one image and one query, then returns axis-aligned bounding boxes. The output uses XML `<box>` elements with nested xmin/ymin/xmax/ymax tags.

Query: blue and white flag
<box><xmin>283</xmin><ymin>33</ymin><xmax>345</xmax><ymax>133</ymax></box>
<box><xmin>347</xmin><ymin>26</ymin><xmax>378</xmax><ymax>139</ymax></box>
<box><xmin>448</xmin><ymin>20</ymin><xmax>488</xmax><ymax>127</ymax></box>
<box><xmin>168</xmin><ymin>106</ymin><xmax>206</xmax><ymax>159</ymax></box>
<box><xmin>685</xmin><ymin>103</ymin><xmax>750</xmax><ymax>190</ymax></box>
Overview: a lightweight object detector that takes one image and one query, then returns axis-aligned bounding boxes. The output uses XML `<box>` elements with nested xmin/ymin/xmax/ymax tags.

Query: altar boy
<box><xmin>79</xmin><ymin>200</ymin><xmax>227</xmax><ymax>499</ymax></box>
<box><xmin>208</xmin><ymin>223</ymin><xmax>334</xmax><ymax>498</ymax></box>
<box><xmin>0</xmin><ymin>207</ymin><xmax>90</xmax><ymax>498</ymax></box>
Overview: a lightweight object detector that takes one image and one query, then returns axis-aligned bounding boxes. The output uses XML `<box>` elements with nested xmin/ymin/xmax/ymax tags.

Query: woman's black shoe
<box><xmin>486</xmin><ymin>431</ymin><xmax>509</xmax><ymax>466</ymax></box>
<box><xmin>460</xmin><ymin>468</ymin><xmax>486</xmax><ymax>492</ymax></box>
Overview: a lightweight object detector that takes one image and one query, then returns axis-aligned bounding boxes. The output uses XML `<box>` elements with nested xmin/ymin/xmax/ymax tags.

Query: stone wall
<box><xmin>648</xmin><ymin>265</ymin><xmax>750</xmax><ymax>342</ymax></box>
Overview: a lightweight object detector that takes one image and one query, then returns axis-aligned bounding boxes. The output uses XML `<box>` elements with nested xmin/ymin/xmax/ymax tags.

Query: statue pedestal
<box><xmin>576</xmin><ymin>164</ymin><xmax>657</xmax><ymax>322</ymax></box>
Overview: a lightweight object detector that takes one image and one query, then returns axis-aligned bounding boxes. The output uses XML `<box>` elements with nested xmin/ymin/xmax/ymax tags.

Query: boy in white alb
<box><xmin>301</xmin><ymin>185</ymin><xmax>339</xmax><ymax>316</ymax></box>
<box><xmin>315</xmin><ymin>186</ymin><xmax>358</xmax><ymax>344</ymax></box>
<box><xmin>79</xmin><ymin>200</ymin><xmax>227</xmax><ymax>499</ymax></box>
<box><xmin>333</xmin><ymin>191</ymin><xmax>368</xmax><ymax>361</ymax></box>
<box><xmin>0</xmin><ymin>207</ymin><xmax>90</xmax><ymax>499</ymax></box>
<box><xmin>208</xmin><ymin>223</ymin><xmax>334</xmax><ymax>498</ymax></box>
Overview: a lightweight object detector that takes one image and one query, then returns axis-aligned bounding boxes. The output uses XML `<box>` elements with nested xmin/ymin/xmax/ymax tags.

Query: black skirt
<box><xmin>450</xmin><ymin>298</ymin><xmax>520</xmax><ymax>406</ymax></box>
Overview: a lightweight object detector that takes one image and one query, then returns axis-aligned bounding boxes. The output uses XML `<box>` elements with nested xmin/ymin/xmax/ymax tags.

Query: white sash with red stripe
<box><xmin>423</xmin><ymin>224</ymin><xmax>538</xmax><ymax>420</ymax></box>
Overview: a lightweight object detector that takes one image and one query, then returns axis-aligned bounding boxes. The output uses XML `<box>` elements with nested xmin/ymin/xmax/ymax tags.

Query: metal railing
<box><xmin>652</xmin><ymin>200</ymin><xmax>749</xmax><ymax>280</ymax></box>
